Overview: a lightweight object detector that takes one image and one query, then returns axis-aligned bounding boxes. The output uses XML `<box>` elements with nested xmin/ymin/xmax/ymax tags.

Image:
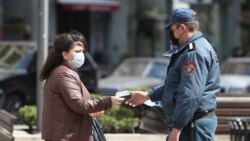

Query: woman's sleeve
<box><xmin>57</xmin><ymin>71</ymin><xmax>112</xmax><ymax>114</ymax></box>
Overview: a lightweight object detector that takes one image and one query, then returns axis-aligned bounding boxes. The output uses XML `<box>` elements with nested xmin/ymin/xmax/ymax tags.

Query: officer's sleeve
<box><xmin>148</xmin><ymin>84</ymin><xmax>164</xmax><ymax>101</ymax></box>
<box><xmin>172</xmin><ymin>51</ymin><xmax>208</xmax><ymax>129</ymax></box>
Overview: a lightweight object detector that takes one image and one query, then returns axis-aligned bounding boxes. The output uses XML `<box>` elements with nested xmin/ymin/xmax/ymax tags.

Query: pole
<box><xmin>37</xmin><ymin>0</ymin><xmax>49</xmax><ymax>132</ymax></box>
<box><xmin>165</xmin><ymin>0</ymin><xmax>173</xmax><ymax>50</ymax></box>
<box><xmin>135</xmin><ymin>0</ymin><xmax>141</xmax><ymax>57</ymax></box>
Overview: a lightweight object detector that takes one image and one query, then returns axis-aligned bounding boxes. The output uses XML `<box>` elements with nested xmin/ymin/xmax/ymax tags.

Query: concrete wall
<box><xmin>192</xmin><ymin>0</ymin><xmax>242</xmax><ymax>62</ymax></box>
<box><xmin>108</xmin><ymin>0</ymin><xmax>128</xmax><ymax>68</ymax></box>
<box><xmin>3</xmin><ymin>0</ymin><xmax>57</xmax><ymax>42</ymax></box>
<box><xmin>3</xmin><ymin>0</ymin><xmax>37</xmax><ymax>40</ymax></box>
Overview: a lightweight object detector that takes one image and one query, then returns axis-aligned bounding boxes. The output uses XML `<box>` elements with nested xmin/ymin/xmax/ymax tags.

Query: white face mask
<box><xmin>69</xmin><ymin>52</ymin><xmax>85</xmax><ymax>68</ymax></box>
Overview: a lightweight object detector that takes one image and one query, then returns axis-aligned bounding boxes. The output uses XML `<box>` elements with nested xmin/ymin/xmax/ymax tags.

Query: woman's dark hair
<box><xmin>40</xmin><ymin>30</ymin><xmax>87</xmax><ymax>80</ymax></box>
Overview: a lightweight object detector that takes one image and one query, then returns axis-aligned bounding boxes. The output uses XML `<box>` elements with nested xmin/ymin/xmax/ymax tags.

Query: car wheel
<box><xmin>3</xmin><ymin>94</ymin><xmax>23</xmax><ymax>117</ymax></box>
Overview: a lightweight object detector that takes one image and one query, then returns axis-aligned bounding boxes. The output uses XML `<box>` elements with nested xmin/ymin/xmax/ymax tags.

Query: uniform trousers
<box><xmin>167</xmin><ymin>114</ymin><xmax>217</xmax><ymax>141</ymax></box>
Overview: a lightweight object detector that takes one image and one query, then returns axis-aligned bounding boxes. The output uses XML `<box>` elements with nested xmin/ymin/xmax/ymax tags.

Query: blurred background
<box><xmin>1</xmin><ymin>0</ymin><xmax>249</xmax><ymax>70</ymax></box>
<box><xmin>1</xmin><ymin>0</ymin><xmax>250</xmax><ymax>139</ymax></box>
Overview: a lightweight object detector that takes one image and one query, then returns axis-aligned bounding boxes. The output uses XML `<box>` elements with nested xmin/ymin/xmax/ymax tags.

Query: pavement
<box><xmin>13</xmin><ymin>125</ymin><xmax>230</xmax><ymax>141</ymax></box>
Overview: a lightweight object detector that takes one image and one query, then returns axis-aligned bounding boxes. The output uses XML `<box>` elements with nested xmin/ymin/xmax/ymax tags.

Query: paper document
<box><xmin>143</xmin><ymin>100</ymin><xmax>156</xmax><ymax>107</ymax></box>
<box><xmin>115</xmin><ymin>90</ymin><xmax>131</xmax><ymax>100</ymax></box>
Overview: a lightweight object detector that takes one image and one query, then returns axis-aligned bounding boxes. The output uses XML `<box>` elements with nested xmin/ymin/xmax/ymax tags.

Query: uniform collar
<box><xmin>178</xmin><ymin>31</ymin><xmax>203</xmax><ymax>51</ymax></box>
<box><xmin>163</xmin><ymin>31</ymin><xmax>203</xmax><ymax>57</ymax></box>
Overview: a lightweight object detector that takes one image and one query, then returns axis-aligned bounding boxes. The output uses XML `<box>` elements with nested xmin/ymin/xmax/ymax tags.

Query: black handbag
<box><xmin>92</xmin><ymin>118</ymin><xmax>107</xmax><ymax>141</ymax></box>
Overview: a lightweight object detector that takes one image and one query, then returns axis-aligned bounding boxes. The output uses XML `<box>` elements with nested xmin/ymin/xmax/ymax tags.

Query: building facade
<box><xmin>1</xmin><ymin>0</ymin><xmax>249</xmax><ymax>71</ymax></box>
<box><xmin>1</xmin><ymin>0</ymin><xmax>128</xmax><ymax>74</ymax></box>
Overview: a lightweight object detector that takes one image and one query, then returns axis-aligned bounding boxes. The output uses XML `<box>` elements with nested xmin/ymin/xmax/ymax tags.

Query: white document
<box><xmin>115</xmin><ymin>90</ymin><xmax>131</xmax><ymax>100</ymax></box>
<box><xmin>115</xmin><ymin>90</ymin><xmax>130</xmax><ymax>97</ymax></box>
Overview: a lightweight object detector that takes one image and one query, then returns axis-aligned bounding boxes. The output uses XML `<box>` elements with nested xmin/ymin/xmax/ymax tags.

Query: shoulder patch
<box><xmin>184</xmin><ymin>61</ymin><xmax>196</xmax><ymax>77</ymax></box>
<box><xmin>188</xmin><ymin>42</ymin><xmax>196</xmax><ymax>52</ymax></box>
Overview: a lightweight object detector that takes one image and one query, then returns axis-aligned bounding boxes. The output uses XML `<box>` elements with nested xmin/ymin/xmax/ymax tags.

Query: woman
<box><xmin>40</xmin><ymin>31</ymin><xmax>124</xmax><ymax>141</ymax></box>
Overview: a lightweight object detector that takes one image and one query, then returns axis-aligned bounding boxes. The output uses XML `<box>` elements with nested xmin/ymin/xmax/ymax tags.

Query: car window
<box><xmin>147</xmin><ymin>62</ymin><xmax>167</xmax><ymax>80</ymax></box>
<box><xmin>235</xmin><ymin>63</ymin><xmax>247</xmax><ymax>74</ymax></box>
<box><xmin>13</xmin><ymin>49</ymin><xmax>36</xmax><ymax>69</ymax></box>
<box><xmin>244</xmin><ymin>64</ymin><xmax>250</xmax><ymax>75</ymax></box>
<box><xmin>221</xmin><ymin>62</ymin><xmax>250</xmax><ymax>75</ymax></box>
<box><xmin>112</xmin><ymin>60</ymin><xmax>148</xmax><ymax>76</ymax></box>
<box><xmin>0</xmin><ymin>43</ymin><xmax>35</xmax><ymax>69</ymax></box>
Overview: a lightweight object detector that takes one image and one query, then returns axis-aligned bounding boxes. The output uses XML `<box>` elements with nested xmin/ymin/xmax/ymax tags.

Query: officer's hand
<box><xmin>126</xmin><ymin>91</ymin><xmax>149</xmax><ymax>107</ymax></box>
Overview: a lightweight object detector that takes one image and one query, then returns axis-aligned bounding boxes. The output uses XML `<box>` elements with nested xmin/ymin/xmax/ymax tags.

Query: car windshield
<box><xmin>221</xmin><ymin>62</ymin><xmax>250</xmax><ymax>75</ymax></box>
<box><xmin>147</xmin><ymin>62</ymin><xmax>167</xmax><ymax>79</ymax></box>
<box><xmin>111</xmin><ymin>59</ymin><xmax>168</xmax><ymax>80</ymax></box>
<box><xmin>0</xmin><ymin>43</ymin><xmax>35</xmax><ymax>69</ymax></box>
<box><xmin>112</xmin><ymin>60</ymin><xmax>148</xmax><ymax>77</ymax></box>
<box><xmin>13</xmin><ymin>49</ymin><xmax>36</xmax><ymax>69</ymax></box>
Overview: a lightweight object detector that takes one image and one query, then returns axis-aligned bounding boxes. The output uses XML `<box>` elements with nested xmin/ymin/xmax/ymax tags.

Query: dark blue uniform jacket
<box><xmin>148</xmin><ymin>31</ymin><xmax>221</xmax><ymax>130</ymax></box>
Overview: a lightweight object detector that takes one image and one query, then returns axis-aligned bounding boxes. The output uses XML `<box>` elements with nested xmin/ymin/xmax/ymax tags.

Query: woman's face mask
<box><xmin>69</xmin><ymin>52</ymin><xmax>85</xmax><ymax>69</ymax></box>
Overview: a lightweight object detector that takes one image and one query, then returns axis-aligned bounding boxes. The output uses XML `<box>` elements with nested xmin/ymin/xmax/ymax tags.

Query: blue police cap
<box><xmin>164</xmin><ymin>8</ymin><xmax>197</xmax><ymax>29</ymax></box>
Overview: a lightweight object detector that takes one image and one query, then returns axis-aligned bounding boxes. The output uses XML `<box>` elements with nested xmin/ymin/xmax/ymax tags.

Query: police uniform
<box><xmin>148</xmin><ymin>31</ymin><xmax>221</xmax><ymax>141</ymax></box>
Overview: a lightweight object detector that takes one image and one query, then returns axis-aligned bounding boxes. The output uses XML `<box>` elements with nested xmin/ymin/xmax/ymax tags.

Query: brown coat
<box><xmin>42</xmin><ymin>64</ymin><xmax>112</xmax><ymax>141</ymax></box>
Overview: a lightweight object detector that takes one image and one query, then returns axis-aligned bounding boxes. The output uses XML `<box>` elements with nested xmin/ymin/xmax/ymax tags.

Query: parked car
<box><xmin>98</xmin><ymin>57</ymin><xmax>170</xmax><ymax>96</ymax></box>
<box><xmin>220</xmin><ymin>57</ymin><xmax>250</xmax><ymax>94</ymax></box>
<box><xmin>0</xmin><ymin>45</ymin><xmax>98</xmax><ymax>116</ymax></box>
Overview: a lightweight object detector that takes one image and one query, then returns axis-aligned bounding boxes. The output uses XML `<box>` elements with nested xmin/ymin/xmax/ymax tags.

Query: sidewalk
<box><xmin>13</xmin><ymin>125</ymin><xmax>230</xmax><ymax>141</ymax></box>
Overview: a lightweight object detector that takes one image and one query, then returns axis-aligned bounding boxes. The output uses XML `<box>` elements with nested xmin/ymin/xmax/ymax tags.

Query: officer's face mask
<box><xmin>169</xmin><ymin>24</ymin><xmax>183</xmax><ymax>46</ymax></box>
<box><xmin>69</xmin><ymin>52</ymin><xmax>85</xmax><ymax>69</ymax></box>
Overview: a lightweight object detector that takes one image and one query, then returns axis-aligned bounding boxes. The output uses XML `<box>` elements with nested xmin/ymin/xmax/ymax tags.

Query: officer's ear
<box><xmin>179</xmin><ymin>24</ymin><xmax>187</xmax><ymax>30</ymax></box>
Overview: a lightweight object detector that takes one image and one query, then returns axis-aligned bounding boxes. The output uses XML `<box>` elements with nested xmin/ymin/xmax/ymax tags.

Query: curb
<box><xmin>13</xmin><ymin>125</ymin><xmax>230</xmax><ymax>141</ymax></box>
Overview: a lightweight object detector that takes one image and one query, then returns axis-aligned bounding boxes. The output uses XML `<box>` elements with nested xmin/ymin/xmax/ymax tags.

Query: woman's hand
<box><xmin>111</xmin><ymin>97</ymin><xmax>125</xmax><ymax>107</ymax></box>
<box><xmin>89</xmin><ymin>111</ymin><xmax>104</xmax><ymax>117</ymax></box>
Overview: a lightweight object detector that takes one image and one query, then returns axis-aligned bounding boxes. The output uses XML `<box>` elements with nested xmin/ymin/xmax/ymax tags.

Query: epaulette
<box><xmin>188</xmin><ymin>42</ymin><xmax>196</xmax><ymax>52</ymax></box>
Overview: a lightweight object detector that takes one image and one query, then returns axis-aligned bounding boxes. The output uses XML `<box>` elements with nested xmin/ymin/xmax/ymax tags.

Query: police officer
<box><xmin>127</xmin><ymin>8</ymin><xmax>221</xmax><ymax>141</ymax></box>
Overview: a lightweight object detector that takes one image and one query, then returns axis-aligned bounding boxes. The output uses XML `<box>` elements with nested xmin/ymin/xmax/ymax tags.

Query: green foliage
<box><xmin>97</xmin><ymin>105</ymin><xmax>139</xmax><ymax>133</ymax></box>
<box><xmin>18</xmin><ymin>105</ymin><xmax>37</xmax><ymax>126</ymax></box>
<box><xmin>119</xmin><ymin>51</ymin><xmax>132</xmax><ymax>62</ymax></box>
<box><xmin>104</xmin><ymin>105</ymin><xmax>137</xmax><ymax>119</ymax></box>
<box><xmin>128</xmin><ymin>87</ymin><xmax>150</xmax><ymax>92</ymax></box>
<box><xmin>91</xmin><ymin>93</ymin><xmax>104</xmax><ymax>99</ymax></box>
<box><xmin>18</xmin><ymin>105</ymin><xmax>37</xmax><ymax>133</ymax></box>
<box><xmin>17</xmin><ymin>94</ymin><xmax>140</xmax><ymax>134</ymax></box>
<box><xmin>91</xmin><ymin>93</ymin><xmax>141</xmax><ymax>133</ymax></box>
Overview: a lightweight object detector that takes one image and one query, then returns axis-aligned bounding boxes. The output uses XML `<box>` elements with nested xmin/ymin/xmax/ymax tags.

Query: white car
<box><xmin>98</xmin><ymin>57</ymin><xmax>170</xmax><ymax>96</ymax></box>
<box><xmin>220</xmin><ymin>57</ymin><xmax>250</xmax><ymax>94</ymax></box>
